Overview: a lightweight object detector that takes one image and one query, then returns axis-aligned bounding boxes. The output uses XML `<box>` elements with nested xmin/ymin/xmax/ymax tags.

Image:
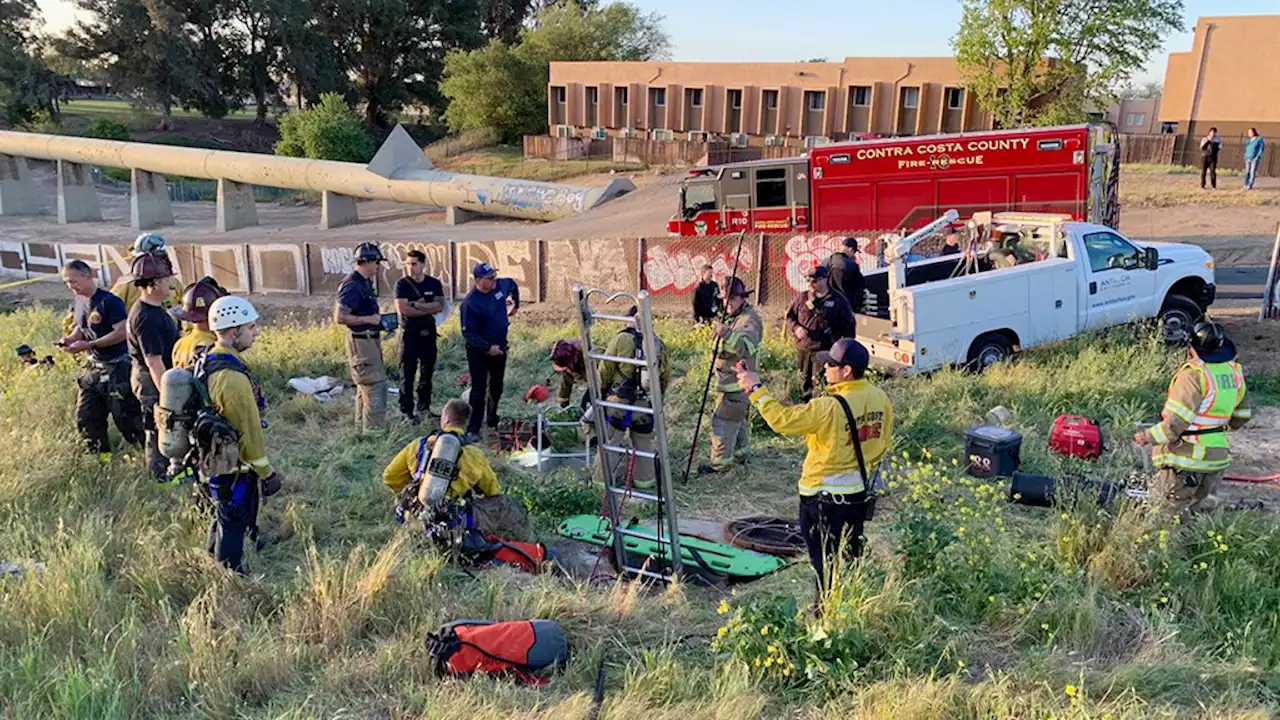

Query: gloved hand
<box><xmin>261</xmin><ymin>472</ymin><xmax>283</xmax><ymax>497</ymax></box>
<box><xmin>525</xmin><ymin>384</ymin><xmax>550</xmax><ymax>403</ymax></box>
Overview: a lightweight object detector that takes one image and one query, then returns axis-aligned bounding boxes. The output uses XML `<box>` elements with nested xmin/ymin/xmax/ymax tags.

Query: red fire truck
<box><xmin>667</xmin><ymin>124</ymin><xmax>1119</xmax><ymax>236</ymax></box>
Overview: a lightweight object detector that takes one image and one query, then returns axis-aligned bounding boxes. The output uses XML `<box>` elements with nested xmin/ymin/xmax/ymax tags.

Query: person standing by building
<box><xmin>1200</xmin><ymin>127</ymin><xmax>1222</xmax><ymax>190</ymax></box>
<box><xmin>1134</xmin><ymin>321</ymin><xmax>1250</xmax><ymax>518</ymax></box>
<box><xmin>786</xmin><ymin>266</ymin><xmax>855</xmax><ymax>400</ymax></box>
<box><xmin>171</xmin><ymin>277</ymin><xmax>228</xmax><ymax>369</ymax></box>
<box><xmin>735</xmin><ymin>338</ymin><xmax>892</xmax><ymax>597</ymax></box>
<box><xmin>58</xmin><ymin>259</ymin><xmax>144</xmax><ymax>461</ymax></box>
<box><xmin>699</xmin><ymin>277</ymin><xmax>763</xmax><ymax>475</ymax></box>
<box><xmin>335</xmin><ymin>243</ymin><xmax>389</xmax><ymax>437</ymax></box>
<box><xmin>460</xmin><ymin>263</ymin><xmax>512</xmax><ymax>442</ymax></box>
<box><xmin>693</xmin><ymin>265</ymin><xmax>721</xmax><ymax>324</ymax></box>
<box><xmin>394</xmin><ymin>250</ymin><xmax>445</xmax><ymax>425</ymax></box>
<box><xmin>126</xmin><ymin>252</ymin><xmax>180</xmax><ymax>482</ymax></box>
<box><xmin>201</xmin><ymin>296</ymin><xmax>282</xmax><ymax>573</ymax></box>
<box><xmin>1244</xmin><ymin>128</ymin><xmax>1265</xmax><ymax>191</ymax></box>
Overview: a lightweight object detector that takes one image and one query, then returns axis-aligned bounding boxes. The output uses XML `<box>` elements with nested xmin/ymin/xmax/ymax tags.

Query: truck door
<box><xmin>721</xmin><ymin>169</ymin><xmax>751</xmax><ymax>232</ymax></box>
<box><xmin>750</xmin><ymin>166</ymin><xmax>793</xmax><ymax>232</ymax></box>
<box><xmin>1079</xmin><ymin>230</ymin><xmax>1157</xmax><ymax>331</ymax></box>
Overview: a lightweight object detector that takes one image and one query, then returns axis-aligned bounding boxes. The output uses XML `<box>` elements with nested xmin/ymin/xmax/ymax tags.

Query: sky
<box><xmin>32</xmin><ymin>0</ymin><xmax>1279</xmax><ymax>85</ymax></box>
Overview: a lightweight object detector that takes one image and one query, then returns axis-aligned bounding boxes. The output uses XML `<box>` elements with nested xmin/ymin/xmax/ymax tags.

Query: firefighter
<box><xmin>171</xmin><ymin>277</ymin><xmax>228</xmax><ymax>369</ymax></box>
<box><xmin>597</xmin><ymin>308</ymin><xmax>670</xmax><ymax>490</ymax></box>
<box><xmin>699</xmin><ymin>277</ymin><xmax>763</xmax><ymax>475</ymax></box>
<box><xmin>393</xmin><ymin>249</ymin><xmax>445</xmax><ymax>424</ymax></box>
<box><xmin>335</xmin><ymin>243</ymin><xmax>389</xmax><ymax>437</ymax></box>
<box><xmin>109</xmin><ymin>233</ymin><xmax>185</xmax><ymax>317</ymax></box>
<box><xmin>382</xmin><ymin>398</ymin><xmax>532</xmax><ymax>540</ymax></box>
<box><xmin>826</xmin><ymin>238</ymin><xmax>866</xmax><ymax>312</ymax></box>
<box><xmin>1134</xmin><ymin>321</ymin><xmax>1251</xmax><ymax>518</ymax></box>
<box><xmin>786</xmin><ymin>265</ymin><xmax>855</xmax><ymax>401</ymax></box>
<box><xmin>735</xmin><ymin>337</ymin><xmax>893</xmax><ymax>596</ymax></box>
<box><xmin>201</xmin><ymin>296</ymin><xmax>282</xmax><ymax>573</ymax></box>
<box><xmin>546</xmin><ymin>338</ymin><xmax>586</xmax><ymax>407</ymax></box>
<box><xmin>126</xmin><ymin>252</ymin><xmax>181</xmax><ymax>482</ymax></box>
<box><xmin>58</xmin><ymin>259</ymin><xmax>144</xmax><ymax>460</ymax></box>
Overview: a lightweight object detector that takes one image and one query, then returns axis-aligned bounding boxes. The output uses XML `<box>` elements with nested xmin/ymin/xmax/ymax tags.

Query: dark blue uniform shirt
<box><xmin>337</xmin><ymin>271</ymin><xmax>381</xmax><ymax>334</ymax></box>
<box><xmin>460</xmin><ymin>285</ymin><xmax>511</xmax><ymax>351</ymax></box>
<box><xmin>74</xmin><ymin>289</ymin><xmax>128</xmax><ymax>362</ymax></box>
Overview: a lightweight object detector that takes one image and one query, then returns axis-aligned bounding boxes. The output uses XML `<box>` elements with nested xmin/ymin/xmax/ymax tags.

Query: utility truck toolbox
<box><xmin>965</xmin><ymin>424</ymin><xmax>1023</xmax><ymax>478</ymax></box>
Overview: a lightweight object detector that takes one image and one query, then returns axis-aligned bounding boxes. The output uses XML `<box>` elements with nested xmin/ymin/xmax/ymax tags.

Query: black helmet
<box><xmin>355</xmin><ymin>242</ymin><xmax>385</xmax><ymax>264</ymax></box>
<box><xmin>15</xmin><ymin>344</ymin><xmax>34</xmax><ymax>357</ymax></box>
<box><xmin>1190</xmin><ymin>321</ymin><xmax>1236</xmax><ymax>362</ymax></box>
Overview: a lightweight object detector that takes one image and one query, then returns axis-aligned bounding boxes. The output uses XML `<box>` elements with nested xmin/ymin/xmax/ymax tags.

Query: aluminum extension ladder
<box><xmin>572</xmin><ymin>284</ymin><xmax>682</xmax><ymax>582</ymax></box>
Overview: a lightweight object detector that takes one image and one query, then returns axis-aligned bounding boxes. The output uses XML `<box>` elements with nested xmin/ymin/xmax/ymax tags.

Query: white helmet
<box><xmin>209</xmin><ymin>296</ymin><xmax>259</xmax><ymax>331</ymax></box>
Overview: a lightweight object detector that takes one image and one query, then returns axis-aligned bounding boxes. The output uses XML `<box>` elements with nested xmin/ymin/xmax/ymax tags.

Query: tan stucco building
<box><xmin>547</xmin><ymin>58</ymin><xmax>996</xmax><ymax>145</ymax></box>
<box><xmin>1090</xmin><ymin>97</ymin><xmax>1163</xmax><ymax>134</ymax></box>
<box><xmin>1161</xmin><ymin>14</ymin><xmax>1280</xmax><ymax>138</ymax></box>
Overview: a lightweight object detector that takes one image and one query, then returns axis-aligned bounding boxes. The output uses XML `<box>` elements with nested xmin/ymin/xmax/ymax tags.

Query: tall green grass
<box><xmin>0</xmin><ymin>305</ymin><xmax>1276</xmax><ymax>717</ymax></box>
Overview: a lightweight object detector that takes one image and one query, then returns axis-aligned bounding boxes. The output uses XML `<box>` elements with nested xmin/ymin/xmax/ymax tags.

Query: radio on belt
<box><xmin>964</xmin><ymin>424</ymin><xmax>1023</xmax><ymax>479</ymax></box>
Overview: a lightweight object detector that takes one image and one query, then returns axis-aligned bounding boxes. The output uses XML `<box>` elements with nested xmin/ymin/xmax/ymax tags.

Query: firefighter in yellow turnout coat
<box><xmin>1135</xmin><ymin>321</ymin><xmax>1250</xmax><ymax>516</ymax></box>
<box><xmin>700</xmin><ymin>277</ymin><xmax>763</xmax><ymax>474</ymax></box>
<box><xmin>597</xmin><ymin>310</ymin><xmax>671</xmax><ymax>491</ymax></box>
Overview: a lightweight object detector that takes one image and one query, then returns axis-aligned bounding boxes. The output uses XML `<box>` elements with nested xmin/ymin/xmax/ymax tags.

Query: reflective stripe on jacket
<box><xmin>1145</xmin><ymin>359</ymin><xmax>1250</xmax><ymax>472</ymax></box>
<box><xmin>714</xmin><ymin>304</ymin><xmax>763</xmax><ymax>392</ymax></box>
<box><xmin>749</xmin><ymin>379</ymin><xmax>893</xmax><ymax>496</ymax></box>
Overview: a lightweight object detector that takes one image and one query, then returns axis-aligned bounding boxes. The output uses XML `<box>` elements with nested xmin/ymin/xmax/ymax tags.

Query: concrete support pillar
<box><xmin>56</xmin><ymin>159</ymin><xmax>103</xmax><ymax>224</ymax></box>
<box><xmin>130</xmin><ymin>169</ymin><xmax>174</xmax><ymax>231</ymax></box>
<box><xmin>321</xmin><ymin>190</ymin><xmax>359</xmax><ymax>229</ymax></box>
<box><xmin>446</xmin><ymin>206</ymin><xmax>476</xmax><ymax>226</ymax></box>
<box><xmin>0</xmin><ymin>154</ymin><xmax>40</xmax><ymax>216</ymax></box>
<box><xmin>216</xmin><ymin>178</ymin><xmax>258</xmax><ymax>232</ymax></box>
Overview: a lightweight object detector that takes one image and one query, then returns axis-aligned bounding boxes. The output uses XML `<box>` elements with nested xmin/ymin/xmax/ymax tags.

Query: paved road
<box><xmin>1216</xmin><ymin>265</ymin><xmax>1272</xmax><ymax>301</ymax></box>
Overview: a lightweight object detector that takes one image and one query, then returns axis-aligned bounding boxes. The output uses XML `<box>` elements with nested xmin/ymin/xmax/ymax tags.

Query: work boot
<box><xmin>697</xmin><ymin>463</ymin><xmax>726</xmax><ymax>476</ymax></box>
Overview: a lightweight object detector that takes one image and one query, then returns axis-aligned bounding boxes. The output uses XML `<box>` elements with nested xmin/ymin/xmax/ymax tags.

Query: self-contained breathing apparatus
<box><xmin>395</xmin><ymin>430</ymin><xmax>468</xmax><ymax>548</ymax></box>
<box><xmin>605</xmin><ymin>327</ymin><xmax>654</xmax><ymax>434</ymax></box>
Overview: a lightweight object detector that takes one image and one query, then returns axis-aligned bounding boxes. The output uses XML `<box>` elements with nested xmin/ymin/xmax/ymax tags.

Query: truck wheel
<box><xmin>966</xmin><ymin>333</ymin><xmax>1014</xmax><ymax>372</ymax></box>
<box><xmin>1158</xmin><ymin>294</ymin><xmax>1202</xmax><ymax>345</ymax></box>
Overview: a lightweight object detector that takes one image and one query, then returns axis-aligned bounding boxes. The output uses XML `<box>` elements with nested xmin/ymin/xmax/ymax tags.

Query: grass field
<box><xmin>0</xmin><ymin>303</ymin><xmax>1278</xmax><ymax>718</ymax></box>
<box><xmin>59</xmin><ymin>99</ymin><xmax>260</xmax><ymax>123</ymax></box>
<box><xmin>440</xmin><ymin>146</ymin><xmax>648</xmax><ymax>182</ymax></box>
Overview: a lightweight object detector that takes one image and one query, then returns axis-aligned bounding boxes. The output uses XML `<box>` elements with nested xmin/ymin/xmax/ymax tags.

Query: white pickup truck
<box><xmin>856</xmin><ymin>210</ymin><xmax>1217</xmax><ymax>374</ymax></box>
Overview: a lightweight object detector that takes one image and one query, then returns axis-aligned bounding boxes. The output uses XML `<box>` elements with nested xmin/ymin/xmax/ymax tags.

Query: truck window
<box><xmin>1083</xmin><ymin>231</ymin><xmax>1139</xmax><ymax>272</ymax></box>
<box><xmin>683</xmin><ymin>184</ymin><xmax>717</xmax><ymax>218</ymax></box>
<box><xmin>755</xmin><ymin>168</ymin><xmax>789</xmax><ymax>208</ymax></box>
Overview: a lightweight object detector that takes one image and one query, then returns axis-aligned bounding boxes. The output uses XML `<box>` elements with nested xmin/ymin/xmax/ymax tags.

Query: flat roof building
<box><xmin>547</xmin><ymin>58</ymin><xmax>997</xmax><ymax>146</ymax></box>
<box><xmin>1160</xmin><ymin>14</ymin><xmax>1280</xmax><ymax>138</ymax></box>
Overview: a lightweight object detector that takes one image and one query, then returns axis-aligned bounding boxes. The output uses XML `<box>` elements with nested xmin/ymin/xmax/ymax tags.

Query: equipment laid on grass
<box><xmin>533</xmin><ymin>402</ymin><xmax>591</xmax><ymax>472</ymax></box>
<box><xmin>459</xmin><ymin>532</ymin><xmax>548</xmax><ymax>574</ymax></box>
<box><xmin>1008</xmin><ymin>471</ymin><xmax>1122</xmax><ymax>508</ymax></box>
<box><xmin>1049</xmin><ymin>414</ymin><xmax>1105</xmax><ymax>460</ymax></box>
<box><xmin>558</xmin><ymin>514</ymin><xmax>787</xmax><ymax>581</ymax></box>
<box><xmin>965</xmin><ymin>424</ymin><xmax>1023</xmax><ymax>478</ymax></box>
<box><xmin>572</xmin><ymin>285</ymin><xmax>682</xmax><ymax>583</ymax></box>
<box><xmin>427</xmin><ymin>619</ymin><xmax>570</xmax><ymax>685</ymax></box>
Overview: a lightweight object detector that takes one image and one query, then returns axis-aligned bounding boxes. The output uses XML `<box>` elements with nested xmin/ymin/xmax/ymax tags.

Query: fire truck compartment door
<box><xmin>814</xmin><ymin>182</ymin><xmax>872</xmax><ymax>231</ymax></box>
<box><xmin>722</xmin><ymin>171</ymin><xmax>751</xmax><ymax>209</ymax></box>
<box><xmin>1015</xmin><ymin>172</ymin><xmax>1085</xmax><ymax>217</ymax></box>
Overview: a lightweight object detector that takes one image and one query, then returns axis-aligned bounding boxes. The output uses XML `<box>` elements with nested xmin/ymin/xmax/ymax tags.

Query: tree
<box><xmin>275</xmin><ymin>91</ymin><xmax>377</xmax><ymax>161</ymax></box>
<box><xmin>1</xmin><ymin>0</ymin><xmax>60</xmax><ymax>125</ymax></box>
<box><xmin>441</xmin><ymin>0</ymin><xmax>669</xmax><ymax>139</ymax></box>
<box><xmin>953</xmin><ymin>0</ymin><xmax>1183</xmax><ymax>127</ymax></box>
<box><xmin>480</xmin><ymin>0</ymin><xmax>533</xmax><ymax>43</ymax></box>
<box><xmin>1120</xmin><ymin>80</ymin><xmax>1162</xmax><ymax>100</ymax></box>
<box><xmin>311</xmin><ymin>0</ymin><xmax>484</xmax><ymax>129</ymax></box>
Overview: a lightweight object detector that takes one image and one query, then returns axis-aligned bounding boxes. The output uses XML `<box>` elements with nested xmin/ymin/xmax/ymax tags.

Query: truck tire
<box><xmin>1158</xmin><ymin>294</ymin><xmax>1202</xmax><ymax>345</ymax></box>
<box><xmin>966</xmin><ymin>332</ymin><xmax>1014</xmax><ymax>372</ymax></box>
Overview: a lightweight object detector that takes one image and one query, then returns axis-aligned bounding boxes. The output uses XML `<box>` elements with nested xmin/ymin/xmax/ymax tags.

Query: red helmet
<box><xmin>180</xmin><ymin>277</ymin><xmax>229</xmax><ymax>323</ymax></box>
<box><xmin>130</xmin><ymin>252</ymin><xmax>175</xmax><ymax>284</ymax></box>
<box><xmin>549</xmin><ymin>339</ymin><xmax>583</xmax><ymax>376</ymax></box>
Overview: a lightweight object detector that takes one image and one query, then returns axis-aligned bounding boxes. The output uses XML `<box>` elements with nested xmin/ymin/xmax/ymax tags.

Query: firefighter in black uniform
<box><xmin>59</xmin><ymin>259</ymin><xmax>144</xmax><ymax>461</ymax></box>
<box><xmin>785</xmin><ymin>265</ymin><xmax>855</xmax><ymax>400</ymax></box>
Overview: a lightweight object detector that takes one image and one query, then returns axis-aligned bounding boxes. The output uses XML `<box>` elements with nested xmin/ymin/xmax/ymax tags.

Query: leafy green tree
<box><xmin>480</xmin><ymin>0</ymin><xmax>533</xmax><ymax>43</ymax></box>
<box><xmin>275</xmin><ymin>92</ymin><xmax>377</xmax><ymax>161</ymax></box>
<box><xmin>1</xmin><ymin>0</ymin><xmax>60</xmax><ymax>125</ymax></box>
<box><xmin>953</xmin><ymin>0</ymin><xmax>1183</xmax><ymax>127</ymax></box>
<box><xmin>441</xmin><ymin>0</ymin><xmax>669</xmax><ymax>139</ymax></box>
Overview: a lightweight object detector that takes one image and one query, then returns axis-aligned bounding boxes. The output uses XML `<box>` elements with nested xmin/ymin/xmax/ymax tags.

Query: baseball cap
<box><xmin>473</xmin><ymin>262</ymin><xmax>498</xmax><ymax>279</ymax></box>
<box><xmin>807</xmin><ymin>265</ymin><xmax>830</xmax><ymax>280</ymax></box>
<box><xmin>842</xmin><ymin>237</ymin><xmax>859</xmax><ymax>250</ymax></box>
<box><xmin>816</xmin><ymin>337</ymin><xmax>869</xmax><ymax>370</ymax></box>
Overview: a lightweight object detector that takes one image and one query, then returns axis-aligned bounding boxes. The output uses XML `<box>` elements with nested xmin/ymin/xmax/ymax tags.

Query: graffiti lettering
<box><xmin>782</xmin><ymin>234</ymin><xmax>882</xmax><ymax>293</ymax></box>
<box><xmin>643</xmin><ymin>241</ymin><xmax>755</xmax><ymax>294</ymax></box>
<box><xmin>545</xmin><ymin>239</ymin><xmax>635</xmax><ymax>300</ymax></box>
<box><xmin>498</xmin><ymin>183</ymin><xmax>588</xmax><ymax>215</ymax></box>
<box><xmin>321</xmin><ymin>246</ymin><xmax>354</xmax><ymax>275</ymax></box>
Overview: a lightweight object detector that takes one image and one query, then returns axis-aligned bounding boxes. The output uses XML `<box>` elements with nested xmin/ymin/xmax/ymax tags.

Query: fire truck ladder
<box><xmin>572</xmin><ymin>284</ymin><xmax>682</xmax><ymax>583</ymax></box>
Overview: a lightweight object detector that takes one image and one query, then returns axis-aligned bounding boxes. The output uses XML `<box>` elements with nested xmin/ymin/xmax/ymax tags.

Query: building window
<box><xmin>1126</xmin><ymin>112</ymin><xmax>1145</xmax><ymax>127</ymax></box>
<box><xmin>764</xmin><ymin>89</ymin><xmax>779</xmax><ymax>109</ymax></box>
<box><xmin>901</xmin><ymin>87</ymin><xmax>919</xmax><ymax>109</ymax></box>
<box><xmin>617</xmin><ymin>87</ymin><xmax>627</xmax><ymax>104</ymax></box>
<box><xmin>805</xmin><ymin>91</ymin><xmax>825</xmax><ymax>111</ymax></box>
<box><xmin>728</xmin><ymin>88</ymin><xmax>742</xmax><ymax>109</ymax></box>
<box><xmin>586</xmin><ymin>87</ymin><xmax>598</xmax><ymax>104</ymax></box>
<box><xmin>945</xmin><ymin>87</ymin><xmax>964</xmax><ymax>110</ymax></box>
<box><xmin>851</xmin><ymin>86</ymin><xmax>870</xmax><ymax>107</ymax></box>
<box><xmin>653</xmin><ymin>88</ymin><xmax>666</xmax><ymax>106</ymax></box>
<box><xmin>688</xmin><ymin>88</ymin><xmax>703</xmax><ymax>107</ymax></box>
<box><xmin>553</xmin><ymin>86</ymin><xmax>566</xmax><ymax>104</ymax></box>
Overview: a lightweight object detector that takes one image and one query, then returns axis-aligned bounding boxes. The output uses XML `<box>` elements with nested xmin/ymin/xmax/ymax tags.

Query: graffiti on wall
<box><xmin>643</xmin><ymin>240</ymin><xmax>756</xmax><ymax>294</ymax></box>
<box><xmin>455</xmin><ymin>240</ymin><xmax>536</xmax><ymax>295</ymax></box>
<box><xmin>495</xmin><ymin>183</ymin><xmax>588</xmax><ymax>215</ymax></box>
<box><xmin>781</xmin><ymin>234</ymin><xmax>884</xmax><ymax>293</ymax></box>
<box><xmin>544</xmin><ymin>238</ymin><xmax>636</xmax><ymax>301</ymax></box>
